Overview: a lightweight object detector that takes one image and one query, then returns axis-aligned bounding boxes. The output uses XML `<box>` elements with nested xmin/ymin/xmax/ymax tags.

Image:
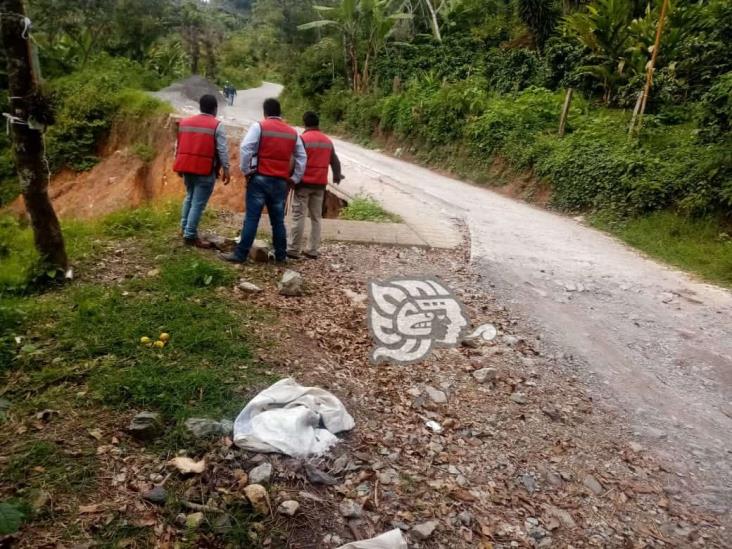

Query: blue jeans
<box><xmin>181</xmin><ymin>173</ymin><xmax>215</xmax><ymax>239</ymax></box>
<box><xmin>234</xmin><ymin>174</ymin><xmax>288</xmax><ymax>261</ymax></box>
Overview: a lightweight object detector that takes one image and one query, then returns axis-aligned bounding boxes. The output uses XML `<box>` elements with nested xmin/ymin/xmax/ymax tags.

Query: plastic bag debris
<box><xmin>336</xmin><ymin>529</ymin><xmax>408</xmax><ymax>549</ymax></box>
<box><xmin>233</xmin><ymin>378</ymin><xmax>355</xmax><ymax>457</ymax></box>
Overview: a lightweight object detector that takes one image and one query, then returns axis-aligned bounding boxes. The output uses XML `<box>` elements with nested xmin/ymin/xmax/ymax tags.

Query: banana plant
<box><xmin>298</xmin><ymin>0</ymin><xmax>411</xmax><ymax>92</ymax></box>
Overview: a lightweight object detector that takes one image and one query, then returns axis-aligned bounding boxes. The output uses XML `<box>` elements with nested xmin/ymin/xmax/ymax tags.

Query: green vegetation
<box><xmin>340</xmin><ymin>196</ymin><xmax>401</xmax><ymax>223</ymax></box>
<box><xmin>0</xmin><ymin>204</ymin><xmax>276</xmax><ymax>543</ymax></box>
<box><xmin>593</xmin><ymin>211</ymin><xmax>732</xmax><ymax>286</ymax></box>
<box><xmin>267</xmin><ymin>0</ymin><xmax>732</xmax><ymax>283</ymax></box>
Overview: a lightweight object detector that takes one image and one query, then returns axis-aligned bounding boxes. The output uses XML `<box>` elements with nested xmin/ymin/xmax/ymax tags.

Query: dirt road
<box><xmin>169</xmin><ymin>82</ymin><xmax>732</xmax><ymax>517</ymax></box>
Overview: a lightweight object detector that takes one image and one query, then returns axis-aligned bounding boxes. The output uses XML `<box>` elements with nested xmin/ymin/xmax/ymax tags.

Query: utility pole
<box><xmin>1</xmin><ymin>0</ymin><xmax>68</xmax><ymax>273</ymax></box>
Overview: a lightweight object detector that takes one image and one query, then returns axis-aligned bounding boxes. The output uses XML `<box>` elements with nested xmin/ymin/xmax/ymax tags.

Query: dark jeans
<box><xmin>181</xmin><ymin>173</ymin><xmax>215</xmax><ymax>239</ymax></box>
<box><xmin>234</xmin><ymin>174</ymin><xmax>288</xmax><ymax>261</ymax></box>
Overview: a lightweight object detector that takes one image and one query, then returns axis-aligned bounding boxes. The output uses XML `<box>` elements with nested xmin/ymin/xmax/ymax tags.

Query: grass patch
<box><xmin>339</xmin><ymin>196</ymin><xmax>401</xmax><ymax>223</ymax></box>
<box><xmin>593</xmin><ymin>211</ymin><xmax>732</xmax><ymax>287</ymax></box>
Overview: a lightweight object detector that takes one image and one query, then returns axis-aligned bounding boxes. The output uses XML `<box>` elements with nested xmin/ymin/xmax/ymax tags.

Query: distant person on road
<box><xmin>221</xmin><ymin>97</ymin><xmax>306</xmax><ymax>263</ymax></box>
<box><xmin>287</xmin><ymin>111</ymin><xmax>343</xmax><ymax>260</ymax></box>
<box><xmin>223</xmin><ymin>82</ymin><xmax>236</xmax><ymax>106</ymax></box>
<box><xmin>173</xmin><ymin>94</ymin><xmax>230</xmax><ymax>248</ymax></box>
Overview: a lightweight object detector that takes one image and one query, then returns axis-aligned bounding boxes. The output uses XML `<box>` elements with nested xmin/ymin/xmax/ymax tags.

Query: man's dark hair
<box><xmin>263</xmin><ymin>98</ymin><xmax>281</xmax><ymax>117</ymax></box>
<box><xmin>199</xmin><ymin>94</ymin><xmax>218</xmax><ymax>115</ymax></box>
<box><xmin>303</xmin><ymin>111</ymin><xmax>320</xmax><ymax>128</ymax></box>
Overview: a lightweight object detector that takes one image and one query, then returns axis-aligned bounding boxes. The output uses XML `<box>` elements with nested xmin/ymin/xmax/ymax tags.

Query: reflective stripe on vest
<box><xmin>257</xmin><ymin>118</ymin><xmax>297</xmax><ymax>179</ymax></box>
<box><xmin>173</xmin><ymin>114</ymin><xmax>219</xmax><ymax>176</ymax></box>
<box><xmin>301</xmin><ymin>129</ymin><xmax>333</xmax><ymax>185</ymax></box>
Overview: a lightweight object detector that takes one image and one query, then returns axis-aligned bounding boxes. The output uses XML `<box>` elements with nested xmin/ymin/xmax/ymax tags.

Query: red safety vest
<box><xmin>173</xmin><ymin>114</ymin><xmax>219</xmax><ymax>176</ymax></box>
<box><xmin>301</xmin><ymin>129</ymin><xmax>333</xmax><ymax>185</ymax></box>
<box><xmin>257</xmin><ymin>118</ymin><xmax>298</xmax><ymax>179</ymax></box>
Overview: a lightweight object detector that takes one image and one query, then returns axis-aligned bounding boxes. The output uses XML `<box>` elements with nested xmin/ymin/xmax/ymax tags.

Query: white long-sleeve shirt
<box><xmin>239</xmin><ymin>117</ymin><xmax>307</xmax><ymax>183</ymax></box>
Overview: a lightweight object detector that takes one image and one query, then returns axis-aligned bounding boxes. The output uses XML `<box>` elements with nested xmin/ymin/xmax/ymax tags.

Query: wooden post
<box><xmin>558</xmin><ymin>87</ymin><xmax>573</xmax><ymax>137</ymax></box>
<box><xmin>1</xmin><ymin>0</ymin><xmax>68</xmax><ymax>273</ymax></box>
<box><xmin>632</xmin><ymin>0</ymin><xmax>670</xmax><ymax>136</ymax></box>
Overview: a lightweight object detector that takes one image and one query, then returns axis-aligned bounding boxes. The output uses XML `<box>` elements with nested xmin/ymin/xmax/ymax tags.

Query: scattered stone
<box><xmin>660</xmin><ymin>292</ymin><xmax>675</xmax><ymax>303</ymax></box>
<box><xmin>142</xmin><ymin>486</ymin><xmax>167</xmax><ymax>505</ymax></box>
<box><xmin>520</xmin><ymin>473</ymin><xmax>537</xmax><ymax>494</ymax></box>
<box><xmin>127</xmin><ymin>411</ymin><xmax>162</xmax><ymax>441</ymax></box>
<box><xmin>411</xmin><ymin>520</ymin><xmax>438</xmax><ymax>540</ymax></box>
<box><xmin>377</xmin><ymin>468</ymin><xmax>400</xmax><ymax>485</ymax></box>
<box><xmin>238</xmin><ymin>281</ymin><xmax>262</xmax><ymax>293</ymax></box>
<box><xmin>278</xmin><ymin>500</ymin><xmax>299</xmax><ymax>516</ymax></box>
<box><xmin>244</xmin><ymin>484</ymin><xmax>270</xmax><ymax>515</ymax></box>
<box><xmin>206</xmin><ymin>235</ymin><xmax>236</xmax><ymax>252</ymax></box>
<box><xmin>248</xmin><ymin>462</ymin><xmax>272</xmax><ymax>485</ymax></box>
<box><xmin>543</xmin><ymin>504</ymin><xmax>577</xmax><ymax>529</ymax></box>
<box><xmin>425</xmin><ymin>420</ymin><xmax>443</xmax><ymax>433</ymax></box>
<box><xmin>185</xmin><ymin>417</ymin><xmax>232</xmax><ymax>438</ymax></box>
<box><xmin>542</xmin><ymin>405</ymin><xmax>561</xmax><ymax>421</ymax></box>
<box><xmin>503</xmin><ymin>335</ymin><xmax>519</xmax><ymax>346</ymax></box>
<box><xmin>146</xmin><ymin>268</ymin><xmax>160</xmax><ymax>277</ymax></box>
<box><xmin>249</xmin><ymin>239</ymin><xmax>271</xmax><ymax>263</ymax></box>
<box><xmin>458</xmin><ymin>511</ymin><xmax>473</xmax><ymax>526</ymax></box>
<box><xmin>339</xmin><ymin>498</ymin><xmax>363</xmax><ymax>518</ymax></box>
<box><xmin>582</xmin><ymin>474</ymin><xmax>604</xmax><ymax>495</ymax></box>
<box><xmin>461</xmin><ymin>336</ymin><xmax>480</xmax><ymax>348</ymax></box>
<box><xmin>545</xmin><ymin>471</ymin><xmax>563</xmax><ymax>487</ymax></box>
<box><xmin>185</xmin><ymin>512</ymin><xmax>205</xmax><ymax>529</ymax></box>
<box><xmin>425</xmin><ymin>385</ymin><xmax>447</xmax><ymax>404</ymax></box>
<box><xmin>279</xmin><ymin>270</ymin><xmax>304</xmax><ymax>296</ymax></box>
<box><xmin>305</xmin><ymin>464</ymin><xmax>338</xmax><ymax>485</ymax></box>
<box><xmin>510</xmin><ymin>392</ymin><xmax>528</xmax><ymax>405</ymax></box>
<box><xmin>629</xmin><ymin>441</ymin><xmax>644</xmax><ymax>453</ymax></box>
<box><xmin>323</xmin><ymin>534</ymin><xmax>344</xmax><ymax>546</ymax></box>
<box><xmin>472</xmin><ymin>367</ymin><xmax>497</xmax><ymax>383</ymax></box>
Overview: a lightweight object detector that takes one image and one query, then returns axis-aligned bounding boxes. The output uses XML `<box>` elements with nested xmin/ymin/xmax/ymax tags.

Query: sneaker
<box><xmin>286</xmin><ymin>251</ymin><xmax>301</xmax><ymax>260</ymax></box>
<box><xmin>184</xmin><ymin>237</ymin><xmax>214</xmax><ymax>249</ymax></box>
<box><xmin>219</xmin><ymin>252</ymin><xmax>247</xmax><ymax>263</ymax></box>
<box><xmin>303</xmin><ymin>252</ymin><xmax>319</xmax><ymax>259</ymax></box>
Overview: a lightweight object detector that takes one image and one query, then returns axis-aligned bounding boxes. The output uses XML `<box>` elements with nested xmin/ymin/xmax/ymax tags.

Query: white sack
<box><xmin>233</xmin><ymin>378</ymin><xmax>355</xmax><ymax>457</ymax></box>
<box><xmin>336</xmin><ymin>529</ymin><xmax>408</xmax><ymax>549</ymax></box>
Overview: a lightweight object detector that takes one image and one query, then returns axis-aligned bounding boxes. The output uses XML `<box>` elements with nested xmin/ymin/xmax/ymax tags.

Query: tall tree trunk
<box><xmin>0</xmin><ymin>0</ymin><xmax>68</xmax><ymax>272</ymax></box>
<box><xmin>203</xmin><ymin>38</ymin><xmax>216</xmax><ymax>79</ymax></box>
<box><xmin>423</xmin><ymin>0</ymin><xmax>442</xmax><ymax>42</ymax></box>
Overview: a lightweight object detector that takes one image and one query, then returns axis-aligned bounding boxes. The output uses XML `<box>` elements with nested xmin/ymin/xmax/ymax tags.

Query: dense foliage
<box><xmin>276</xmin><ymin>0</ymin><xmax>731</xmax><ymax>223</ymax></box>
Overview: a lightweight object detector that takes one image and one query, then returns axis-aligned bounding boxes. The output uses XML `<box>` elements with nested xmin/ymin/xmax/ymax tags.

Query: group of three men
<box><xmin>173</xmin><ymin>94</ymin><xmax>342</xmax><ymax>262</ymax></box>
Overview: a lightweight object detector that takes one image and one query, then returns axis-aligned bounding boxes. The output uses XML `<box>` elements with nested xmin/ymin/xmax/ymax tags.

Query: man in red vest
<box><xmin>221</xmin><ymin>98</ymin><xmax>306</xmax><ymax>263</ymax></box>
<box><xmin>287</xmin><ymin>111</ymin><xmax>343</xmax><ymax>260</ymax></box>
<box><xmin>173</xmin><ymin>94</ymin><xmax>230</xmax><ymax>248</ymax></box>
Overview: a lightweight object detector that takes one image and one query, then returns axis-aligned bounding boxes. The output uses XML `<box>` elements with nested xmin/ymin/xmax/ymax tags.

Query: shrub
<box><xmin>484</xmin><ymin>48</ymin><xmax>547</xmax><ymax>94</ymax></box>
<box><xmin>697</xmin><ymin>72</ymin><xmax>732</xmax><ymax>143</ymax></box>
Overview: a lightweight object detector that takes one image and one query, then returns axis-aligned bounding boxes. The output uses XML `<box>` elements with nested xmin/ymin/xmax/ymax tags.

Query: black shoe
<box><xmin>303</xmin><ymin>252</ymin><xmax>319</xmax><ymax>259</ymax></box>
<box><xmin>185</xmin><ymin>237</ymin><xmax>214</xmax><ymax>249</ymax></box>
<box><xmin>286</xmin><ymin>251</ymin><xmax>301</xmax><ymax>260</ymax></box>
<box><xmin>219</xmin><ymin>252</ymin><xmax>246</xmax><ymax>263</ymax></box>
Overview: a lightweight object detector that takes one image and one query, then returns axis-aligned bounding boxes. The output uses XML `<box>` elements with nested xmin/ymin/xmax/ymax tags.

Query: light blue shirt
<box><xmin>239</xmin><ymin>117</ymin><xmax>307</xmax><ymax>183</ymax></box>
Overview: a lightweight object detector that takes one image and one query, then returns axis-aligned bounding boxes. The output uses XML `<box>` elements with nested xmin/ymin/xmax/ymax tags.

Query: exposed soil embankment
<box><xmin>9</xmin><ymin>116</ymin><xmax>248</xmax><ymax>220</ymax></box>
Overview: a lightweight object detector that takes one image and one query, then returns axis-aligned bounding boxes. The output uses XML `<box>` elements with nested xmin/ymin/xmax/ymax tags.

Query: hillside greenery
<box><xmin>0</xmin><ymin>0</ymin><xmax>730</xmax><ymax>283</ymax></box>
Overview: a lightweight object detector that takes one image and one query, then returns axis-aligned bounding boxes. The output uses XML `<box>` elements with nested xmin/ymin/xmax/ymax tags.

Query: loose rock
<box><xmin>278</xmin><ymin>500</ymin><xmax>299</xmax><ymax>516</ymax></box>
<box><xmin>244</xmin><ymin>484</ymin><xmax>270</xmax><ymax>515</ymax></box>
<box><xmin>425</xmin><ymin>385</ymin><xmax>447</xmax><ymax>404</ymax></box>
<box><xmin>238</xmin><ymin>281</ymin><xmax>262</xmax><ymax>293</ymax></box>
<box><xmin>248</xmin><ymin>462</ymin><xmax>272</xmax><ymax>485</ymax></box>
<box><xmin>249</xmin><ymin>239</ymin><xmax>271</xmax><ymax>263</ymax></box>
<box><xmin>582</xmin><ymin>474</ymin><xmax>604</xmax><ymax>495</ymax></box>
<box><xmin>142</xmin><ymin>486</ymin><xmax>167</xmax><ymax>505</ymax></box>
<box><xmin>510</xmin><ymin>392</ymin><xmax>528</xmax><ymax>405</ymax></box>
<box><xmin>185</xmin><ymin>417</ymin><xmax>233</xmax><ymax>438</ymax></box>
<box><xmin>279</xmin><ymin>270</ymin><xmax>304</xmax><ymax>296</ymax></box>
<box><xmin>472</xmin><ymin>367</ymin><xmax>497</xmax><ymax>383</ymax></box>
<box><xmin>127</xmin><ymin>411</ymin><xmax>162</xmax><ymax>441</ymax></box>
<box><xmin>411</xmin><ymin>520</ymin><xmax>438</xmax><ymax>540</ymax></box>
<box><xmin>339</xmin><ymin>498</ymin><xmax>363</xmax><ymax>518</ymax></box>
<box><xmin>305</xmin><ymin>464</ymin><xmax>338</xmax><ymax>485</ymax></box>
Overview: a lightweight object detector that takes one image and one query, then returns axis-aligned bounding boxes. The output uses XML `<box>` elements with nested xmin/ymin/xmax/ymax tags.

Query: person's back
<box><xmin>287</xmin><ymin>111</ymin><xmax>343</xmax><ymax>260</ymax></box>
<box><xmin>221</xmin><ymin>97</ymin><xmax>306</xmax><ymax>264</ymax></box>
<box><xmin>173</xmin><ymin>94</ymin><xmax>230</xmax><ymax>248</ymax></box>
